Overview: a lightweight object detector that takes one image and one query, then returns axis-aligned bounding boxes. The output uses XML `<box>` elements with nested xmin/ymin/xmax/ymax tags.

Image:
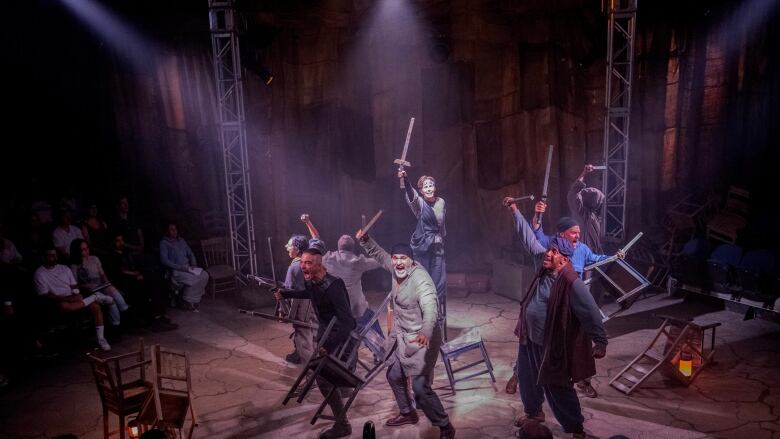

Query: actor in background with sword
<box><xmin>395</xmin><ymin>117</ymin><xmax>449</xmax><ymax>339</ymax></box>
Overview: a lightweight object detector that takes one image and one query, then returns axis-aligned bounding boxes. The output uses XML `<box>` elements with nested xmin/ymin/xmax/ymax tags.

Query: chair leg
<box><xmin>480</xmin><ymin>341</ymin><xmax>497</xmax><ymax>383</ymax></box>
<box><xmin>119</xmin><ymin>414</ymin><xmax>125</xmax><ymax>439</ymax></box>
<box><xmin>103</xmin><ymin>408</ymin><xmax>109</xmax><ymax>439</ymax></box>
<box><xmin>441</xmin><ymin>351</ymin><xmax>456</xmax><ymax>394</ymax></box>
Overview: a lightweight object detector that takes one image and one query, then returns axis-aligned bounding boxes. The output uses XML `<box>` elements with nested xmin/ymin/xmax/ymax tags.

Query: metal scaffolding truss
<box><xmin>602</xmin><ymin>0</ymin><xmax>637</xmax><ymax>243</ymax></box>
<box><xmin>208</xmin><ymin>0</ymin><xmax>257</xmax><ymax>279</ymax></box>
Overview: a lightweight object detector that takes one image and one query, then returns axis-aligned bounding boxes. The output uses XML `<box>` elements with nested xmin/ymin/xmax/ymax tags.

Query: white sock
<box><xmin>82</xmin><ymin>294</ymin><xmax>97</xmax><ymax>306</ymax></box>
<box><xmin>96</xmin><ymin>325</ymin><xmax>105</xmax><ymax>340</ymax></box>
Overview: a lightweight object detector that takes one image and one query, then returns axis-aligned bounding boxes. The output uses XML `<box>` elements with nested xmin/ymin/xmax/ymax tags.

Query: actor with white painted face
<box><xmin>398</xmin><ymin>170</ymin><xmax>447</xmax><ymax>336</ymax></box>
<box><xmin>357</xmin><ymin>230</ymin><xmax>456</xmax><ymax>439</ymax></box>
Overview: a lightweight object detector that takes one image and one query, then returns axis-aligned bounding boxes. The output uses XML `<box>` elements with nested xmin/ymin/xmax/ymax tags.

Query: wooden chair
<box><xmin>137</xmin><ymin>345</ymin><xmax>197</xmax><ymax>439</ymax></box>
<box><xmin>706</xmin><ymin>186</ymin><xmax>750</xmax><ymax>244</ymax></box>
<box><xmin>87</xmin><ymin>338</ymin><xmax>152</xmax><ymax>439</ymax></box>
<box><xmin>200</xmin><ymin>237</ymin><xmax>237</xmax><ymax>298</ymax></box>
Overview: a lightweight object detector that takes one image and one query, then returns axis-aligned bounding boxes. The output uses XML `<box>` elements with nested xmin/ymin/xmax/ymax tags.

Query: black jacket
<box><xmin>283</xmin><ymin>273</ymin><xmax>356</xmax><ymax>353</ymax></box>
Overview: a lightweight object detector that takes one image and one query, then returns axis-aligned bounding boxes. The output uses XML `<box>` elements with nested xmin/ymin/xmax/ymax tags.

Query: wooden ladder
<box><xmin>609</xmin><ymin>315</ymin><xmax>720</xmax><ymax>395</ymax></box>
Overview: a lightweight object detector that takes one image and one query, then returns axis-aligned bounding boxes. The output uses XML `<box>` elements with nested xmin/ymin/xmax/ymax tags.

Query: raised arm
<box><xmin>503</xmin><ymin>198</ymin><xmax>546</xmax><ymax>256</ymax></box>
<box><xmin>358</xmin><ymin>234</ymin><xmax>393</xmax><ymax>272</ymax></box>
<box><xmin>301</xmin><ymin>214</ymin><xmax>321</xmax><ymax>240</ymax></box>
<box><xmin>398</xmin><ymin>170</ymin><xmax>422</xmax><ymax>218</ymax></box>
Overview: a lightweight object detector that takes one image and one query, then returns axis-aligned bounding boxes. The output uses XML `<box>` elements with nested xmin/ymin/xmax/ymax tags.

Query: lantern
<box><xmin>679</xmin><ymin>352</ymin><xmax>693</xmax><ymax>377</ymax></box>
<box><xmin>127</xmin><ymin>419</ymin><xmax>140</xmax><ymax>438</ymax></box>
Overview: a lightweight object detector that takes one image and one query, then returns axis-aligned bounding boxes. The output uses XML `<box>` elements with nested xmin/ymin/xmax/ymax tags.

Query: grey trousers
<box><xmin>290</xmin><ymin>299</ymin><xmax>317</xmax><ymax>362</ymax></box>
<box><xmin>386</xmin><ymin>360</ymin><xmax>449</xmax><ymax>427</ymax></box>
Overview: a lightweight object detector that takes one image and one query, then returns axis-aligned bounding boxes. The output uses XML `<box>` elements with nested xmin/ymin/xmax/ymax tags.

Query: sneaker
<box><xmin>97</xmin><ymin>338</ymin><xmax>111</xmax><ymax>351</ymax></box>
<box><xmin>319</xmin><ymin>423</ymin><xmax>351</xmax><ymax>439</ymax></box>
<box><xmin>513</xmin><ymin>411</ymin><xmax>545</xmax><ymax>428</ymax></box>
<box><xmin>93</xmin><ymin>292</ymin><xmax>115</xmax><ymax>305</ymax></box>
<box><xmin>385</xmin><ymin>411</ymin><xmax>419</xmax><ymax>427</ymax></box>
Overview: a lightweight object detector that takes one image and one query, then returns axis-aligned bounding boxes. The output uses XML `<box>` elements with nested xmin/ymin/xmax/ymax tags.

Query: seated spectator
<box><xmin>0</xmin><ymin>222</ymin><xmax>23</xmax><ymax>266</ymax></box>
<box><xmin>159</xmin><ymin>222</ymin><xmax>208</xmax><ymax>311</ymax></box>
<box><xmin>52</xmin><ymin>210</ymin><xmax>83</xmax><ymax>259</ymax></box>
<box><xmin>33</xmin><ymin>247</ymin><xmax>115</xmax><ymax>351</ymax></box>
<box><xmin>19</xmin><ymin>212</ymin><xmax>47</xmax><ymax>269</ymax></box>
<box><xmin>110</xmin><ymin>196</ymin><xmax>144</xmax><ymax>255</ymax></box>
<box><xmin>0</xmin><ymin>221</ymin><xmax>30</xmax><ymax>312</ymax></box>
<box><xmin>103</xmin><ymin>232</ymin><xmax>177</xmax><ymax>332</ymax></box>
<box><xmin>81</xmin><ymin>203</ymin><xmax>110</xmax><ymax>256</ymax></box>
<box><xmin>69</xmin><ymin>239</ymin><xmax>129</xmax><ymax>327</ymax></box>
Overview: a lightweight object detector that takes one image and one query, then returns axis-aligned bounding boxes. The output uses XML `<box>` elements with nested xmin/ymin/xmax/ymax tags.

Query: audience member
<box><xmin>52</xmin><ymin>210</ymin><xmax>83</xmax><ymax>259</ymax></box>
<box><xmin>81</xmin><ymin>203</ymin><xmax>110</xmax><ymax>255</ymax></box>
<box><xmin>19</xmin><ymin>212</ymin><xmax>48</xmax><ymax>268</ymax></box>
<box><xmin>110</xmin><ymin>196</ymin><xmax>144</xmax><ymax>254</ymax></box>
<box><xmin>33</xmin><ymin>247</ymin><xmax>115</xmax><ymax>351</ymax></box>
<box><xmin>103</xmin><ymin>232</ymin><xmax>177</xmax><ymax>332</ymax></box>
<box><xmin>69</xmin><ymin>239</ymin><xmax>129</xmax><ymax>327</ymax></box>
<box><xmin>159</xmin><ymin>222</ymin><xmax>208</xmax><ymax>311</ymax></box>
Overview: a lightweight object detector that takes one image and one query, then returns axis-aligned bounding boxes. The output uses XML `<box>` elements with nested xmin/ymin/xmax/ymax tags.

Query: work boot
<box><xmin>319</xmin><ymin>422</ymin><xmax>351</xmax><ymax>439</ymax></box>
<box><xmin>286</xmin><ymin>350</ymin><xmax>302</xmax><ymax>364</ymax></box>
<box><xmin>513</xmin><ymin>411</ymin><xmax>545</xmax><ymax>427</ymax></box>
<box><xmin>385</xmin><ymin>411</ymin><xmax>419</xmax><ymax>427</ymax></box>
<box><xmin>505</xmin><ymin>372</ymin><xmax>518</xmax><ymax>394</ymax></box>
<box><xmin>439</xmin><ymin>422</ymin><xmax>456</xmax><ymax>439</ymax></box>
<box><xmin>576</xmin><ymin>380</ymin><xmax>598</xmax><ymax>398</ymax></box>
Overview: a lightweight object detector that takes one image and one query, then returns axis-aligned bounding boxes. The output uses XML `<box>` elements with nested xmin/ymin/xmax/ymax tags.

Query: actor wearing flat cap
<box><xmin>357</xmin><ymin>230</ymin><xmax>456</xmax><ymax>439</ymax></box>
<box><xmin>503</xmin><ymin>198</ymin><xmax>608</xmax><ymax>439</ymax></box>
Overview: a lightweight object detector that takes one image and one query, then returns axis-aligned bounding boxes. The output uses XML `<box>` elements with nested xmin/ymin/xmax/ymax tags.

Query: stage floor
<box><xmin>1</xmin><ymin>286</ymin><xmax>778</xmax><ymax>439</ymax></box>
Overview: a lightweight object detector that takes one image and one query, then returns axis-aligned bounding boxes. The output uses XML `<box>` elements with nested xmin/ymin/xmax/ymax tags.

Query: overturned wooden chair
<box><xmin>137</xmin><ymin>345</ymin><xmax>197</xmax><ymax>439</ymax></box>
<box><xmin>610</xmin><ymin>315</ymin><xmax>720</xmax><ymax>395</ymax></box>
<box><xmin>87</xmin><ymin>338</ymin><xmax>152</xmax><ymax>439</ymax></box>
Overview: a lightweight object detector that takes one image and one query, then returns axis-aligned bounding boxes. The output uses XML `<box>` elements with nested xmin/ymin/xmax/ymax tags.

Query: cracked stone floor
<box><xmin>1</xmin><ymin>286</ymin><xmax>779</xmax><ymax>439</ymax></box>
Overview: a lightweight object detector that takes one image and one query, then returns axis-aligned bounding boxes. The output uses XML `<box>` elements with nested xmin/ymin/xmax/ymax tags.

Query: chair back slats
<box><xmin>143</xmin><ymin>344</ymin><xmax>197</xmax><ymax>438</ymax></box>
<box><xmin>201</xmin><ymin>237</ymin><xmax>230</xmax><ymax>267</ymax></box>
<box><xmin>87</xmin><ymin>338</ymin><xmax>151</xmax><ymax>438</ymax></box>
